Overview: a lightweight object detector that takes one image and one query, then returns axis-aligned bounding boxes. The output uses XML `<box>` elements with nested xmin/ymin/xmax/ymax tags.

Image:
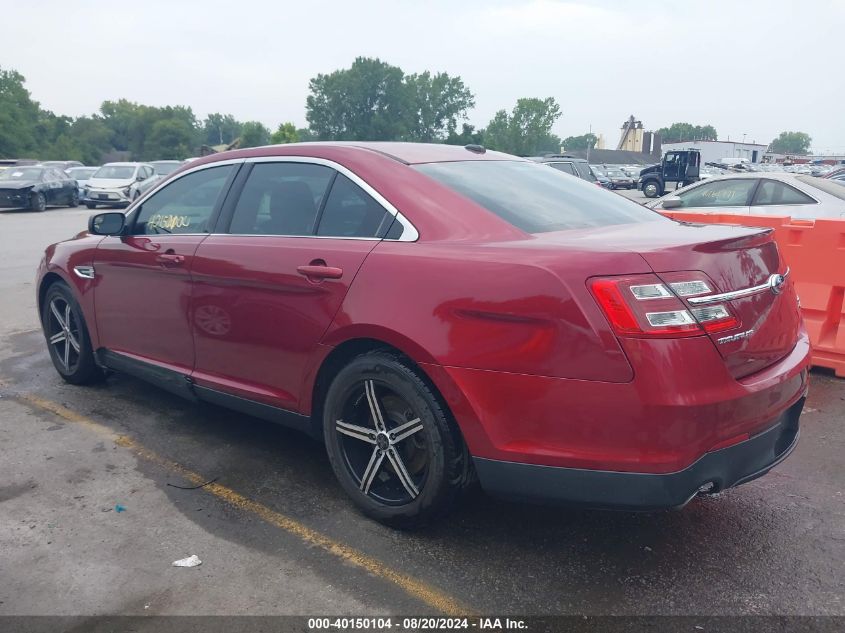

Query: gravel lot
<box><xmin>1</xmin><ymin>205</ymin><xmax>844</xmax><ymax>619</ymax></box>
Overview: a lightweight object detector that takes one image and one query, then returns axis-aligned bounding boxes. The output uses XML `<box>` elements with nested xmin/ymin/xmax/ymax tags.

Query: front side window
<box><xmin>133</xmin><ymin>165</ymin><xmax>234</xmax><ymax>235</ymax></box>
<box><xmin>752</xmin><ymin>180</ymin><xmax>816</xmax><ymax>206</ymax></box>
<box><xmin>676</xmin><ymin>179</ymin><xmax>757</xmax><ymax>208</ymax></box>
<box><xmin>317</xmin><ymin>174</ymin><xmax>394</xmax><ymax>238</ymax></box>
<box><xmin>575</xmin><ymin>164</ymin><xmax>597</xmax><ymax>181</ymax></box>
<box><xmin>415</xmin><ymin>160</ymin><xmax>665</xmax><ymax>233</ymax></box>
<box><xmin>228</xmin><ymin>162</ymin><xmax>334</xmax><ymax>235</ymax></box>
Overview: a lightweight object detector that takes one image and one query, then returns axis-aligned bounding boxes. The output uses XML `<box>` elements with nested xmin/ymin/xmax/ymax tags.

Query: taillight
<box><xmin>590</xmin><ymin>274</ymin><xmax>739</xmax><ymax>338</ymax></box>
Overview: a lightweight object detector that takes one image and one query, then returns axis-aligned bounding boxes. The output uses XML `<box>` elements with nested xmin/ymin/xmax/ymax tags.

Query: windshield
<box><xmin>152</xmin><ymin>162</ymin><xmax>180</xmax><ymax>176</ymax></box>
<box><xmin>94</xmin><ymin>165</ymin><xmax>136</xmax><ymax>179</ymax></box>
<box><xmin>0</xmin><ymin>167</ymin><xmax>43</xmax><ymax>181</ymax></box>
<box><xmin>606</xmin><ymin>169</ymin><xmax>626</xmax><ymax>177</ymax></box>
<box><xmin>415</xmin><ymin>160</ymin><xmax>666</xmax><ymax>233</ymax></box>
<box><xmin>67</xmin><ymin>168</ymin><xmax>97</xmax><ymax>180</ymax></box>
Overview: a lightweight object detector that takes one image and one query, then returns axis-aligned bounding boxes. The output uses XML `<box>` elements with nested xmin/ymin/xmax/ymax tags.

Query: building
<box><xmin>661</xmin><ymin>139</ymin><xmax>769</xmax><ymax>164</ymax></box>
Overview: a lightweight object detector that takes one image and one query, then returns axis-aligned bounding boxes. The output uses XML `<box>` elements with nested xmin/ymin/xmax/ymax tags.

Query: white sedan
<box><xmin>646</xmin><ymin>172</ymin><xmax>845</xmax><ymax>219</ymax></box>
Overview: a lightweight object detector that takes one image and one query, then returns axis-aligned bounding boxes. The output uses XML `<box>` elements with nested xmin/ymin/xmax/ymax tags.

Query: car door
<box><xmin>189</xmin><ymin>159</ymin><xmax>398</xmax><ymax>412</ymax></box>
<box><xmin>93</xmin><ymin>163</ymin><xmax>239</xmax><ymax>376</ymax></box>
<box><xmin>44</xmin><ymin>169</ymin><xmax>64</xmax><ymax>205</ymax></box>
<box><xmin>750</xmin><ymin>178</ymin><xmax>819</xmax><ymax>218</ymax></box>
<box><xmin>669</xmin><ymin>178</ymin><xmax>758</xmax><ymax>214</ymax></box>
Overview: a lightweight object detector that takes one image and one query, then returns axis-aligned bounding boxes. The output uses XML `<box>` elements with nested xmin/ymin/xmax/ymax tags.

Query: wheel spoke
<box><xmin>63</xmin><ymin>338</ymin><xmax>70</xmax><ymax>369</ymax></box>
<box><xmin>66</xmin><ymin>331</ymin><xmax>81</xmax><ymax>353</ymax></box>
<box><xmin>49</xmin><ymin>331</ymin><xmax>66</xmax><ymax>345</ymax></box>
<box><xmin>64</xmin><ymin>304</ymin><xmax>72</xmax><ymax>331</ymax></box>
<box><xmin>336</xmin><ymin>419</ymin><xmax>376</xmax><ymax>444</ymax></box>
<box><xmin>386</xmin><ymin>447</ymin><xmax>419</xmax><ymax>499</ymax></box>
<box><xmin>359</xmin><ymin>447</ymin><xmax>385</xmax><ymax>494</ymax></box>
<box><xmin>364</xmin><ymin>380</ymin><xmax>386</xmax><ymax>431</ymax></box>
<box><xmin>390</xmin><ymin>417</ymin><xmax>423</xmax><ymax>444</ymax></box>
<box><xmin>50</xmin><ymin>301</ymin><xmax>66</xmax><ymax>329</ymax></box>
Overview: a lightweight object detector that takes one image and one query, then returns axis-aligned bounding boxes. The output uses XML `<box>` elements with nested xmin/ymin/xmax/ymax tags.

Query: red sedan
<box><xmin>37</xmin><ymin>142</ymin><xmax>809</xmax><ymax>527</ymax></box>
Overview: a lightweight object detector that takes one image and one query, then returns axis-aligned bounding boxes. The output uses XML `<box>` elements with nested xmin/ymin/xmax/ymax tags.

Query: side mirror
<box><xmin>661</xmin><ymin>196</ymin><xmax>683</xmax><ymax>210</ymax></box>
<box><xmin>89</xmin><ymin>212</ymin><xmax>126</xmax><ymax>236</ymax></box>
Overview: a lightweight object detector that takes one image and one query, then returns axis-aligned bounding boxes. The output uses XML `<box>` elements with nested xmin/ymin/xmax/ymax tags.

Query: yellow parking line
<box><xmin>18</xmin><ymin>393</ymin><xmax>472</xmax><ymax>616</ymax></box>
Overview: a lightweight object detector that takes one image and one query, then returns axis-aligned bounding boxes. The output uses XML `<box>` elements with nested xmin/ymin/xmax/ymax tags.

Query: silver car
<box><xmin>647</xmin><ymin>172</ymin><xmax>845</xmax><ymax>220</ymax></box>
<box><xmin>83</xmin><ymin>162</ymin><xmax>159</xmax><ymax>209</ymax></box>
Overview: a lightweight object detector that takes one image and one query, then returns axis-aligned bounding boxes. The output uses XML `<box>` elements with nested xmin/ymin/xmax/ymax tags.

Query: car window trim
<box><xmin>751</xmin><ymin>178</ymin><xmax>820</xmax><ymax>207</ymax></box>
<box><xmin>215</xmin><ymin>156</ymin><xmax>418</xmax><ymax>242</ymax></box>
<box><xmin>125</xmin><ymin>160</ymin><xmax>243</xmax><ymax>236</ymax></box>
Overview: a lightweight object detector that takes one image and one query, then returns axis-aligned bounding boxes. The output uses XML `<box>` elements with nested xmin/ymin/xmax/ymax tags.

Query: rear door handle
<box><xmin>156</xmin><ymin>253</ymin><xmax>185</xmax><ymax>266</ymax></box>
<box><xmin>297</xmin><ymin>265</ymin><xmax>343</xmax><ymax>280</ymax></box>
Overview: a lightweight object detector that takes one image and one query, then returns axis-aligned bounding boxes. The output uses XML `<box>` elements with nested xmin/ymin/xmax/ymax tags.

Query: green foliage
<box><xmin>69</xmin><ymin>116</ymin><xmax>112</xmax><ymax>165</ymax></box>
<box><xmin>445</xmin><ymin>123</ymin><xmax>485</xmax><ymax>146</ymax></box>
<box><xmin>656</xmin><ymin>122</ymin><xmax>717</xmax><ymax>143</ymax></box>
<box><xmin>769</xmin><ymin>131</ymin><xmax>812</xmax><ymax>155</ymax></box>
<box><xmin>202</xmin><ymin>113</ymin><xmax>242</xmax><ymax>146</ymax></box>
<box><xmin>147</xmin><ymin>118</ymin><xmax>195</xmax><ymax>159</ymax></box>
<box><xmin>306</xmin><ymin>57</ymin><xmax>474</xmax><ymax>141</ymax></box>
<box><xmin>483</xmin><ymin>98</ymin><xmax>562</xmax><ymax>155</ymax></box>
<box><xmin>270</xmin><ymin>122</ymin><xmax>299</xmax><ymax>144</ymax></box>
<box><xmin>0</xmin><ymin>67</ymin><xmax>41</xmax><ymax>157</ymax></box>
<box><xmin>239</xmin><ymin>121</ymin><xmax>271</xmax><ymax>148</ymax></box>
<box><xmin>562</xmin><ymin>133</ymin><xmax>598</xmax><ymax>151</ymax></box>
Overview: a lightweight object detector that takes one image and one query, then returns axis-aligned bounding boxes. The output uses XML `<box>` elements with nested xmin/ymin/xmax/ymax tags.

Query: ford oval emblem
<box><xmin>768</xmin><ymin>273</ymin><xmax>786</xmax><ymax>295</ymax></box>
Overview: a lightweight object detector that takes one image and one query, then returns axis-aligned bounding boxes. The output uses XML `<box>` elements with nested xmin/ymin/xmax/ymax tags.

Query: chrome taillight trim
<box><xmin>687</xmin><ymin>269</ymin><xmax>790</xmax><ymax>305</ymax></box>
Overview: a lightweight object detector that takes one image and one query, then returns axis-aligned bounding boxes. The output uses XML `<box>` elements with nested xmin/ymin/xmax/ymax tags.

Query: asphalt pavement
<box><xmin>1</xmin><ymin>204</ymin><xmax>844</xmax><ymax>618</ymax></box>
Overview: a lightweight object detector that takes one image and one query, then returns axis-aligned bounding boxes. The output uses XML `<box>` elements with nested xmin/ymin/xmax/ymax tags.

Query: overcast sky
<box><xmin>5</xmin><ymin>0</ymin><xmax>844</xmax><ymax>152</ymax></box>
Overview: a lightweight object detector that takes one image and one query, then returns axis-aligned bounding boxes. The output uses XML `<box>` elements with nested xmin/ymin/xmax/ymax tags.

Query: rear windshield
<box><xmin>797</xmin><ymin>175</ymin><xmax>845</xmax><ymax>202</ymax></box>
<box><xmin>415</xmin><ymin>160</ymin><xmax>664</xmax><ymax>233</ymax></box>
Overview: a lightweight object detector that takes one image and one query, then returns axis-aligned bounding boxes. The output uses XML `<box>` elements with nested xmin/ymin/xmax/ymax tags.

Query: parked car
<box><xmin>528</xmin><ymin>154</ymin><xmax>600</xmax><ymax>185</ymax></box>
<box><xmin>0</xmin><ymin>165</ymin><xmax>78</xmax><ymax>211</ymax></box>
<box><xmin>37</xmin><ymin>142</ymin><xmax>809</xmax><ymax>526</ymax></box>
<box><xmin>40</xmin><ymin>160</ymin><xmax>85</xmax><ymax>171</ymax></box>
<box><xmin>592</xmin><ymin>167</ymin><xmax>613</xmax><ymax>189</ymax></box>
<box><xmin>648</xmin><ymin>173</ymin><xmax>845</xmax><ymax>219</ymax></box>
<box><xmin>66</xmin><ymin>166</ymin><xmax>99</xmax><ymax>200</ymax></box>
<box><xmin>603</xmin><ymin>166</ymin><xmax>635</xmax><ymax>190</ymax></box>
<box><xmin>150</xmin><ymin>160</ymin><xmax>183</xmax><ymax>178</ymax></box>
<box><xmin>83</xmin><ymin>162</ymin><xmax>158</xmax><ymax>209</ymax></box>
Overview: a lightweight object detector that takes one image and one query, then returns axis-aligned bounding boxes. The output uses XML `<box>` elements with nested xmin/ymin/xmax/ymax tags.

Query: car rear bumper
<box><xmin>473</xmin><ymin>396</ymin><xmax>803</xmax><ymax>509</ymax></box>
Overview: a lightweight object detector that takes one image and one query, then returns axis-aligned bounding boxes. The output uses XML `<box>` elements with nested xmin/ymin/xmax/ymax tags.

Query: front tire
<box><xmin>30</xmin><ymin>192</ymin><xmax>46</xmax><ymax>212</ymax></box>
<box><xmin>41</xmin><ymin>282</ymin><xmax>103</xmax><ymax>385</ymax></box>
<box><xmin>642</xmin><ymin>180</ymin><xmax>662</xmax><ymax>198</ymax></box>
<box><xmin>85</xmin><ymin>202</ymin><xmax>97</xmax><ymax>210</ymax></box>
<box><xmin>323</xmin><ymin>351</ymin><xmax>469</xmax><ymax>528</ymax></box>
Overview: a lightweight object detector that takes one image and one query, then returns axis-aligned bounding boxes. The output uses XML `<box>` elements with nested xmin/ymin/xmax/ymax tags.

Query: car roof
<box><xmin>527</xmin><ymin>155</ymin><xmax>588</xmax><ymax>163</ymax></box>
<box><xmin>100</xmin><ymin>162</ymin><xmax>146</xmax><ymax>167</ymax></box>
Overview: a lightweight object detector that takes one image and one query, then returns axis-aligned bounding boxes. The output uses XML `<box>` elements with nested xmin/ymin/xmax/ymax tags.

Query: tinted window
<box><xmin>133</xmin><ymin>165</ymin><xmax>234</xmax><ymax>235</ymax></box>
<box><xmin>415</xmin><ymin>161</ymin><xmax>665</xmax><ymax>233</ymax></box>
<box><xmin>317</xmin><ymin>174</ymin><xmax>394</xmax><ymax>238</ymax></box>
<box><xmin>576</xmin><ymin>164</ymin><xmax>597</xmax><ymax>182</ymax></box>
<box><xmin>676</xmin><ymin>179</ymin><xmax>757</xmax><ymax>208</ymax></box>
<box><xmin>228</xmin><ymin>162</ymin><xmax>333</xmax><ymax>235</ymax></box>
<box><xmin>752</xmin><ymin>180</ymin><xmax>816</xmax><ymax>206</ymax></box>
<box><xmin>549</xmin><ymin>162</ymin><xmax>576</xmax><ymax>175</ymax></box>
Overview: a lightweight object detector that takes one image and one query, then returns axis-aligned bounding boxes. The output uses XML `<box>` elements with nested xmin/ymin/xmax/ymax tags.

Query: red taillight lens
<box><xmin>590</xmin><ymin>273</ymin><xmax>740</xmax><ymax>338</ymax></box>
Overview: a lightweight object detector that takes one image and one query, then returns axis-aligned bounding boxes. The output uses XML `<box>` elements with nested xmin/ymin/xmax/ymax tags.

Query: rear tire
<box><xmin>85</xmin><ymin>202</ymin><xmax>97</xmax><ymax>210</ymax></box>
<box><xmin>30</xmin><ymin>192</ymin><xmax>46</xmax><ymax>212</ymax></box>
<box><xmin>323</xmin><ymin>351</ymin><xmax>470</xmax><ymax>528</ymax></box>
<box><xmin>41</xmin><ymin>282</ymin><xmax>103</xmax><ymax>385</ymax></box>
<box><xmin>68</xmin><ymin>190</ymin><xmax>79</xmax><ymax>207</ymax></box>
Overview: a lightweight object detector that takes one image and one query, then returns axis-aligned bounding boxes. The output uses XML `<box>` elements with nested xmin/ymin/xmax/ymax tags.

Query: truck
<box><xmin>638</xmin><ymin>149</ymin><xmax>701</xmax><ymax>198</ymax></box>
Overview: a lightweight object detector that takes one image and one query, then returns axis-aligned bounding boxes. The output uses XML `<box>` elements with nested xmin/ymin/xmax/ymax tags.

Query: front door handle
<box><xmin>156</xmin><ymin>253</ymin><xmax>185</xmax><ymax>266</ymax></box>
<box><xmin>297</xmin><ymin>264</ymin><xmax>343</xmax><ymax>280</ymax></box>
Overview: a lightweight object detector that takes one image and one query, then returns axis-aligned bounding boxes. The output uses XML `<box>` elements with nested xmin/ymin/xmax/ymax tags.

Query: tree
<box><xmin>445</xmin><ymin>123</ymin><xmax>484</xmax><ymax>146</ymax></box>
<box><xmin>306</xmin><ymin>57</ymin><xmax>475</xmax><ymax>141</ymax></box>
<box><xmin>42</xmin><ymin>134</ymin><xmax>83</xmax><ymax>162</ymax></box>
<box><xmin>202</xmin><ymin>113</ymin><xmax>242</xmax><ymax>146</ymax></box>
<box><xmin>0</xmin><ymin>67</ymin><xmax>41</xmax><ymax>157</ymax></box>
<box><xmin>404</xmin><ymin>71</ymin><xmax>474</xmax><ymax>141</ymax></box>
<box><xmin>769</xmin><ymin>131</ymin><xmax>812</xmax><ymax>155</ymax></box>
<box><xmin>239</xmin><ymin>121</ymin><xmax>271</xmax><ymax>148</ymax></box>
<box><xmin>483</xmin><ymin>97</ymin><xmax>562</xmax><ymax>155</ymax></box>
<box><xmin>656</xmin><ymin>122</ymin><xmax>717</xmax><ymax>143</ymax></box>
<box><xmin>270</xmin><ymin>122</ymin><xmax>299</xmax><ymax>144</ymax></box>
<box><xmin>70</xmin><ymin>116</ymin><xmax>113</xmax><ymax>165</ymax></box>
<box><xmin>562</xmin><ymin>133</ymin><xmax>598</xmax><ymax>151</ymax></box>
<box><xmin>147</xmin><ymin>119</ymin><xmax>195</xmax><ymax>159</ymax></box>
<box><xmin>307</xmin><ymin>57</ymin><xmax>409</xmax><ymax>140</ymax></box>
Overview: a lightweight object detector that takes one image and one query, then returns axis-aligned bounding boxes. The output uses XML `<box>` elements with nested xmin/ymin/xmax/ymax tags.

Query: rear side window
<box><xmin>752</xmin><ymin>180</ymin><xmax>815</xmax><ymax>206</ymax></box>
<box><xmin>549</xmin><ymin>162</ymin><xmax>576</xmax><ymax>175</ymax></box>
<box><xmin>228</xmin><ymin>162</ymin><xmax>334</xmax><ymax>235</ymax></box>
<box><xmin>316</xmin><ymin>174</ymin><xmax>395</xmax><ymax>238</ymax></box>
<box><xmin>575</xmin><ymin>163</ymin><xmax>597</xmax><ymax>182</ymax></box>
<box><xmin>415</xmin><ymin>160</ymin><xmax>665</xmax><ymax>233</ymax></box>
<box><xmin>133</xmin><ymin>165</ymin><xmax>234</xmax><ymax>235</ymax></box>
